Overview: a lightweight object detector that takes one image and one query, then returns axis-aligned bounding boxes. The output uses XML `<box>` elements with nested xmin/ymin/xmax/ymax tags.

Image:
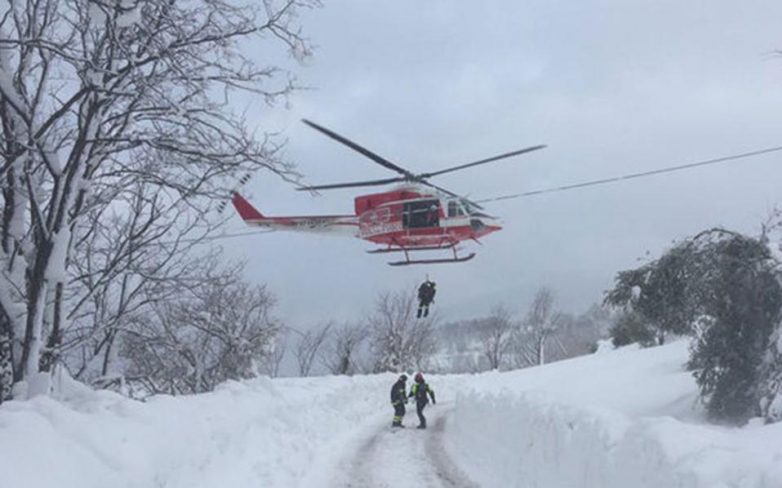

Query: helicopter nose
<box><xmin>470</xmin><ymin>218</ymin><xmax>502</xmax><ymax>235</ymax></box>
<box><xmin>483</xmin><ymin>223</ymin><xmax>502</xmax><ymax>235</ymax></box>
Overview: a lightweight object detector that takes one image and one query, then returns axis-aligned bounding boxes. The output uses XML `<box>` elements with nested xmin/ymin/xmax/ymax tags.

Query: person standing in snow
<box><xmin>390</xmin><ymin>374</ymin><xmax>408</xmax><ymax>428</ymax></box>
<box><xmin>417</xmin><ymin>279</ymin><xmax>436</xmax><ymax>319</ymax></box>
<box><xmin>409</xmin><ymin>372</ymin><xmax>436</xmax><ymax>429</ymax></box>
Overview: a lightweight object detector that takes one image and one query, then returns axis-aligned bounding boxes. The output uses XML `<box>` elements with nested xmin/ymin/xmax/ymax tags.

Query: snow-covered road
<box><xmin>330</xmin><ymin>402</ymin><xmax>478</xmax><ymax>488</ymax></box>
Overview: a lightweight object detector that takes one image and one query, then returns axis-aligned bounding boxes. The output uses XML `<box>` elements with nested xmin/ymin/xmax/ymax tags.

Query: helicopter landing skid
<box><xmin>388</xmin><ymin>253</ymin><xmax>476</xmax><ymax>266</ymax></box>
<box><xmin>366</xmin><ymin>242</ymin><xmax>456</xmax><ymax>254</ymax></box>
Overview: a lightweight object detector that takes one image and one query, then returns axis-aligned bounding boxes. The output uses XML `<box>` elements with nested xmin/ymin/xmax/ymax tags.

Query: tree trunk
<box><xmin>0</xmin><ymin>314</ymin><xmax>12</xmax><ymax>402</ymax></box>
<box><xmin>40</xmin><ymin>282</ymin><xmax>64</xmax><ymax>373</ymax></box>
<box><xmin>101</xmin><ymin>330</ymin><xmax>116</xmax><ymax>378</ymax></box>
<box><xmin>21</xmin><ymin>239</ymin><xmax>53</xmax><ymax>381</ymax></box>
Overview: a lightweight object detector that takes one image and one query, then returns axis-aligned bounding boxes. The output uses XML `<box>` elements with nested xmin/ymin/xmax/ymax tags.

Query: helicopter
<box><xmin>232</xmin><ymin>119</ymin><xmax>545</xmax><ymax>266</ymax></box>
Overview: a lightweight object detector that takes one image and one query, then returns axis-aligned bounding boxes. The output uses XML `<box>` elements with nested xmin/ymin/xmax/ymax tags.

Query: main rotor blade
<box><xmin>421</xmin><ymin>144</ymin><xmax>546</xmax><ymax>178</ymax></box>
<box><xmin>297</xmin><ymin>176</ymin><xmax>406</xmax><ymax>191</ymax></box>
<box><xmin>302</xmin><ymin>119</ymin><xmax>413</xmax><ymax>177</ymax></box>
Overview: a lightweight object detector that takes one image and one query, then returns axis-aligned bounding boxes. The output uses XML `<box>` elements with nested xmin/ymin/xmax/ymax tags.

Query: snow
<box><xmin>444</xmin><ymin>341</ymin><xmax>782</xmax><ymax>488</ymax></box>
<box><xmin>2</xmin><ymin>342</ymin><xmax>782</xmax><ymax>487</ymax></box>
<box><xmin>0</xmin><ymin>373</ymin><xmax>394</xmax><ymax>488</ymax></box>
<box><xmin>594</xmin><ymin>337</ymin><xmax>618</xmax><ymax>353</ymax></box>
<box><xmin>45</xmin><ymin>226</ymin><xmax>72</xmax><ymax>283</ymax></box>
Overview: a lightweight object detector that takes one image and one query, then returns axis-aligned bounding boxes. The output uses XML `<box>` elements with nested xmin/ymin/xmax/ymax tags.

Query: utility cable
<box><xmin>476</xmin><ymin>145</ymin><xmax>782</xmax><ymax>203</ymax></box>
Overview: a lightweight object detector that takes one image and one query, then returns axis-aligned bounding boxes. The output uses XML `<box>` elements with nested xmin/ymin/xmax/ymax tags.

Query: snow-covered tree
<box><xmin>553</xmin><ymin>304</ymin><xmax>611</xmax><ymax>357</ymax></box>
<box><xmin>686</xmin><ymin>232</ymin><xmax>782</xmax><ymax>423</ymax></box>
<box><xmin>0</xmin><ymin>326</ymin><xmax>10</xmax><ymax>401</ymax></box>
<box><xmin>323</xmin><ymin>323</ymin><xmax>368</xmax><ymax>375</ymax></box>
<box><xmin>260</xmin><ymin>331</ymin><xmax>288</xmax><ymax>379</ymax></box>
<box><xmin>0</xmin><ymin>0</ymin><xmax>315</xmax><ymax>398</ymax></box>
<box><xmin>512</xmin><ymin>287</ymin><xmax>563</xmax><ymax>367</ymax></box>
<box><xmin>609</xmin><ymin>228</ymin><xmax>782</xmax><ymax>424</ymax></box>
<box><xmin>369</xmin><ymin>291</ymin><xmax>436</xmax><ymax>373</ymax></box>
<box><xmin>65</xmin><ymin>183</ymin><xmax>221</xmax><ymax>386</ymax></box>
<box><xmin>605</xmin><ymin>243</ymin><xmax>695</xmax><ymax>345</ymax></box>
<box><xmin>294</xmin><ymin>322</ymin><xmax>331</xmax><ymax>377</ymax></box>
<box><xmin>758</xmin><ymin>209</ymin><xmax>782</xmax><ymax>422</ymax></box>
<box><xmin>480</xmin><ymin>304</ymin><xmax>513</xmax><ymax>370</ymax></box>
<box><xmin>122</xmin><ymin>259</ymin><xmax>279</xmax><ymax>395</ymax></box>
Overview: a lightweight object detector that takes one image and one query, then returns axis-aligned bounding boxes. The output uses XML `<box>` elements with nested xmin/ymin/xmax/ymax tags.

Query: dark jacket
<box><xmin>390</xmin><ymin>379</ymin><xmax>407</xmax><ymax>405</ymax></box>
<box><xmin>409</xmin><ymin>381</ymin><xmax>435</xmax><ymax>405</ymax></box>
<box><xmin>418</xmin><ymin>281</ymin><xmax>436</xmax><ymax>304</ymax></box>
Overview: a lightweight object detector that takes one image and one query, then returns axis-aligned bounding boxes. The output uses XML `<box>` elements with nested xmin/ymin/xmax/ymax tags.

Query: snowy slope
<box><xmin>2</xmin><ymin>343</ymin><xmax>782</xmax><ymax>487</ymax></box>
<box><xmin>0</xmin><ymin>374</ymin><xmax>395</xmax><ymax>488</ymax></box>
<box><xmin>444</xmin><ymin>341</ymin><xmax>782</xmax><ymax>488</ymax></box>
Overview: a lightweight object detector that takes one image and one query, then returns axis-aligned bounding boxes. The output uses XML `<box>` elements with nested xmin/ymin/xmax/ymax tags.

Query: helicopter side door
<box><xmin>403</xmin><ymin>199</ymin><xmax>440</xmax><ymax>229</ymax></box>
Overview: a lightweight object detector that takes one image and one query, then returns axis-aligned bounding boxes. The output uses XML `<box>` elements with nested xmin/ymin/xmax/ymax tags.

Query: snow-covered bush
<box><xmin>605</xmin><ymin>244</ymin><xmax>695</xmax><ymax>345</ymax></box>
<box><xmin>609</xmin><ymin>310</ymin><xmax>656</xmax><ymax>347</ymax></box>
<box><xmin>608</xmin><ymin>228</ymin><xmax>782</xmax><ymax>424</ymax></box>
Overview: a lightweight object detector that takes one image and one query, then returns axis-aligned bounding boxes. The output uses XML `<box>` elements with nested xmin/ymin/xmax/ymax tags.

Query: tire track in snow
<box><xmin>336</xmin><ymin>403</ymin><xmax>479</xmax><ymax>488</ymax></box>
<box><xmin>426</xmin><ymin>413</ymin><xmax>479</xmax><ymax>488</ymax></box>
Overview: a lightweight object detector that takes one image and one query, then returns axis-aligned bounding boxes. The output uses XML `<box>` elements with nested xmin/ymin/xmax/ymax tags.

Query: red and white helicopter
<box><xmin>232</xmin><ymin>119</ymin><xmax>545</xmax><ymax>266</ymax></box>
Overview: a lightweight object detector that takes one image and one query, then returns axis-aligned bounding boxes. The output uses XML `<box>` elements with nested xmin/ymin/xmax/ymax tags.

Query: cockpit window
<box><xmin>448</xmin><ymin>200</ymin><xmax>466</xmax><ymax>217</ymax></box>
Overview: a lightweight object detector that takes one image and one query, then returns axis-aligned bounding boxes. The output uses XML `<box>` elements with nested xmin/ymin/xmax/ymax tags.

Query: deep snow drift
<box><xmin>0</xmin><ymin>373</ymin><xmax>397</xmax><ymax>488</ymax></box>
<box><xmin>445</xmin><ymin>342</ymin><xmax>782</xmax><ymax>487</ymax></box>
<box><xmin>1</xmin><ymin>342</ymin><xmax>781</xmax><ymax>487</ymax></box>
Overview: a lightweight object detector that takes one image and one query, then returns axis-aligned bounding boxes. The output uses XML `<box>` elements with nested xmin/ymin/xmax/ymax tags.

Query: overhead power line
<box><xmin>477</xmin><ymin>145</ymin><xmax>782</xmax><ymax>203</ymax></box>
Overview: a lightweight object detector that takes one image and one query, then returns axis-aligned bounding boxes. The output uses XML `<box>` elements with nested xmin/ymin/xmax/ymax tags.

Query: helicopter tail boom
<box><xmin>232</xmin><ymin>193</ymin><xmax>359</xmax><ymax>236</ymax></box>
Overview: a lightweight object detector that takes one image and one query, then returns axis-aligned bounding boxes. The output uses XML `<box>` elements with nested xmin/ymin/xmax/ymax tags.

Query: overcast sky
<box><xmin>222</xmin><ymin>1</ymin><xmax>782</xmax><ymax>328</ymax></box>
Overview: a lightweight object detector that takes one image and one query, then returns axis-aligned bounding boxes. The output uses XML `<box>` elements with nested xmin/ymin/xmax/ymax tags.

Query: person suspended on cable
<box><xmin>417</xmin><ymin>279</ymin><xmax>436</xmax><ymax>318</ymax></box>
<box><xmin>390</xmin><ymin>374</ymin><xmax>408</xmax><ymax>428</ymax></box>
<box><xmin>409</xmin><ymin>372</ymin><xmax>436</xmax><ymax>429</ymax></box>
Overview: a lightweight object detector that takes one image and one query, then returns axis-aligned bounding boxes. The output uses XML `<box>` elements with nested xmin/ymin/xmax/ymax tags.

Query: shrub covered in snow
<box><xmin>685</xmin><ymin>232</ymin><xmax>782</xmax><ymax>423</ymax></box>
<box><xmin>607</xmin><ymin>228</ymin><xmax>782</xmax><ymax>424</ymax></box>
<box><xmin>609</xmin><ymin>310</ymin><xmax>657</xmax><ymax>347</ymax></box>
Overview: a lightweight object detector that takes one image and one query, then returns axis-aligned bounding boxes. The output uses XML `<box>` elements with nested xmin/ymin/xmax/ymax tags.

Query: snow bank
<box><xmin>5</xmin><ymin>342</ymin><xmax>782</xmax><ymax>487</ymax></box>
<box><xmin>0</xmin><ymin>373</ymin><xmax>393</xmax><ymax>488</ymax></box>
<box><xmin>444</xmin><ymin>341</ymin><xmax>782</xmax><ymax>488</ymax></box>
